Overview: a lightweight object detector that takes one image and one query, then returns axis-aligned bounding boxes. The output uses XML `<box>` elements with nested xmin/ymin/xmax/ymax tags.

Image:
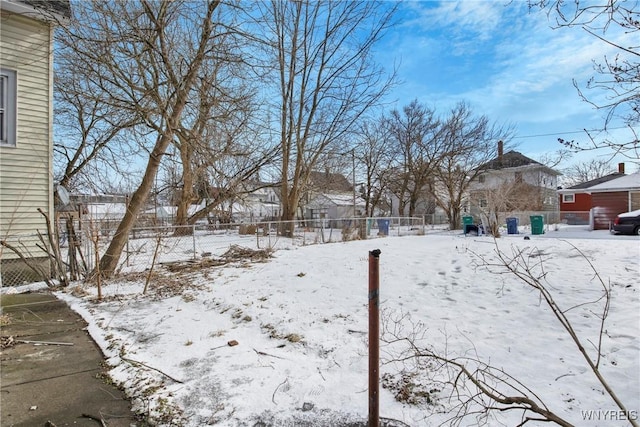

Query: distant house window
<box><xmin>515</xmin><ymin>171</ymin><xmax>523</xmax><ymax>183</ymax></box>
<box><xmin>478</xmin><ymin>175</ymin><xmax>485</xmax><ymax>183</ymax></box>
<box><xmin>0</xmin><ymin>68</ymin><xmax>17</xmax><ymax>147</ymax></box>
<box><xmin>563</xmin><ymin>194</ymin><xmax>575</xmax><ymax>203</ymax></box>
<box><xmin>479</xmin><ymin>199</ymin><xmax>487</xmax><ymax>208</ymax></box>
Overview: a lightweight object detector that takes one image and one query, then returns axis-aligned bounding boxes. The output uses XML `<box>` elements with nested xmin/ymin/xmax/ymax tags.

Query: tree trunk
<box><xmin>98</xmin><ymin>1</ymin><xmax>220</xmax><ymax>276</ymax></box>
<box><xmin>280</xmin><ymin>184</ymin><xmax>298</xmax><ymax>237</ymax></box>
<box><xmin>174</xmin><ymin>142</ymin><xmax>194</xmax><ymax>236</ymax></box>
<box><xmin>99</xmin><ymin>142</ymin><xmax>168</xmax><ymax>275</ymax></box>
<box><xmin>450</xmin><ymin>208</ymin><xmax>461</xmax><ymax>231</ymax></box>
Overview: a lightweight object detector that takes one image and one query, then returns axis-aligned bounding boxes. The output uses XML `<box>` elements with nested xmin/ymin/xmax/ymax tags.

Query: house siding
<box><xmin>0</xmin><ymin>12</ymin><xmax>53</xmax><ymax>258</ymax></box>
<box><xmin>470</xmin><ymin>163</ymin><xmax>560</xmax><ymax>217</ymax></box>
<box><xmin>631</xmin><ymin>191</ymin><xmax>640</xmax><ymax>211</ymax></box>
<box><xmin>558</xmin><ymin>193</ymin><xmax>591</xmax><ymax>224</ymax></box>
<box><xmin>559</xmin><ymin>193</ymin><xmax>592</xmax><ymax>212</ymax></box>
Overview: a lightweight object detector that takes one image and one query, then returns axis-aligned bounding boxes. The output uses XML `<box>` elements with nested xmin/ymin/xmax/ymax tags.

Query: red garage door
<box><xmin>591</xmin><ymin>191</ymin><xmax>629</xmax><ymax>230</ymax></box>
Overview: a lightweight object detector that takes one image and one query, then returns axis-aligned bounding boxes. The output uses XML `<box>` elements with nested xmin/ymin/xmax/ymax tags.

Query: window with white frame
<box><xmin>0</xmin><ymin>68</ymin><xmax>17</xmax><ymax>147</ymax></box>
<box><xmin>562</xmin><ymin>194</ymin><xmax>575</xmax><ymax>203</ymax></box>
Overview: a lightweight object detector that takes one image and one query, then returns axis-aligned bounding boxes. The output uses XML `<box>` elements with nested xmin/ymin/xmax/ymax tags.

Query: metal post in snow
<box><xmin>368</xmin><ymin>249</ymin><xmax>381</xmax><ymax>427</ymax></box>
<box><xmin>192</xmin><ymin>225</ymin><xmax>196</xmax><ymax>259</ymax></box>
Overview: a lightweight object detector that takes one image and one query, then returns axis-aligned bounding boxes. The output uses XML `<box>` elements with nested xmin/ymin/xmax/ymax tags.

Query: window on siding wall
<box><xmin>515</xmin><ymin>172</ymin><xmax>523</xmax><ymax>183</ymax></box>
<box><xmin>0</xmin><ymin>69</ymin><xmax>17</xmax><ymax>147</ymax></box>
<box><xmin>563</xmin><ymin>194</ymin><xmax>575</xmax><ymax>203</ymax></box>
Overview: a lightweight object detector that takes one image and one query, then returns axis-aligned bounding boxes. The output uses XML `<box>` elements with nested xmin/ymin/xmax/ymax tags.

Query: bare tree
<box><xmin>430</xmin><ymin>102</ymin><xmax>513</xmax><ymax>230</ymax></box>
<box><xmin>562</xmin><ymin>158</ymin><xmax>616</xmax><ymax>187</ymax></box>
<box><xmin>251</xmin><ymin>0</ymin><xmax>397</xmax><ymax>234</ymax></box>
<box><xmin>530</xmin><ymin>1</ymin><xmax>639</xmax><ymax>158</ymax></box>
<box><xmin>535</xmin><ymin>149</ymin><xmax>573</xmax><ymax>171</ymax></box>
<box><xmin>53</xmin><ymin>45</ymin><xmax>143</xmax><ymax>193</ymax></box>
<box><xmin>381</xmin><ymin>241</ymin><xmax>638</xmax><ymax>427</ymax></box>
<box><xmin>59</xmin><ymin>0</ymin><xmax>228</xmax><ymax>276</ymax></box>
<box><xmin>385</xmin><ymin>100</ymin><xmax>441</xmax><ymax>218</ymax></box>
<box><xmin>185</xmin><ymin>136</ymin><xmax>278</xmax><ymax>226</ymax></box>
<box><xmin>474</xmin><ymin>180</ymin><xmax>539</xmax><ymax>236</ymax></box>
<box><xmin>355</xmin><ymin>119</ymin><xmax>394</xmax><ymax>216</ymax></box>
<box><xmin>171</xmin><ymin>60</ymin><xmax>277</xmax><ymax>234</ymax></box>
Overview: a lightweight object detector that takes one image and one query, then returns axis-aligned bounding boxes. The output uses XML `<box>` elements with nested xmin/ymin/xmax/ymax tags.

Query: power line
<box><xmin>513</xmin><ymin>126</ymin><xmax>631</xmax><ymax>140</ymax></box>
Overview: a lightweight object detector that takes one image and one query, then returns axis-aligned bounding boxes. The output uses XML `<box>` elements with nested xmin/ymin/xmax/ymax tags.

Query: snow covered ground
<box><xmin>47</xmin><ymin>226</ymin><xmax>638</xmax><ymax>426</ymax></box>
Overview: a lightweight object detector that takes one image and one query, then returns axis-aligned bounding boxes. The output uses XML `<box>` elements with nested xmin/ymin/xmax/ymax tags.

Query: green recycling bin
<box><xmin>462</xmin><ymin>216</ymin><xmax>474</xmax><ymax>234</ymax></box>
<box><xmin>530</xmin><ymin>215</ymin><xmax>544</xmax><ymax>235</ymax></box>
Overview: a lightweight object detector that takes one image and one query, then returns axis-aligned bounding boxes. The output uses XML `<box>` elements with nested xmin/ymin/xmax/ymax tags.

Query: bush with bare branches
<box><xmin>381</xmin><ymin>240</ymin><xmax>638</xmax><ymax>427</ymax></box>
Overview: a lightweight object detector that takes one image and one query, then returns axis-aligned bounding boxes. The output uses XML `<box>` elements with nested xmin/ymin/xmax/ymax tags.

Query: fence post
<box><xmin>368</xmin><ymin>249</ymin><xmax>381</xmax><ymax>427</ymax></box>
<box><xmin>192</xmin><ymin>225</ymin><xmax>196</xmax><ymax>259</ymax></box>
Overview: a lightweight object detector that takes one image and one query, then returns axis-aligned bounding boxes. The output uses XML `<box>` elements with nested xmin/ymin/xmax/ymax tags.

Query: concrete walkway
<box><xmin>1</xmin><ymin>292</ymin><xmax>140</xmax><ymax>427</ymax></box>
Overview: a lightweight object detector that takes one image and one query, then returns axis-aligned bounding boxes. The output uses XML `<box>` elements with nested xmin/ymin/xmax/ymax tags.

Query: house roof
<box><xmin>85</xmin><ymin>203</ymin><xmax>127</xmax><ymax>220</ymax></box>
<box><xmin>308</xmin><ymin>171</ymin><xmax>353</xmax><ymax>192</ymax></box>
<box><xmin>478</xmin><ymin>150</ymin><xmax>562</xmax><ymax>176</ymax></box>
<box><xmin>565</xmin><ymin>172</ymin><xmax>625</xmax><ymax>190</ymax></box>
<box><xmin>587</xmin><ymin>171</ymin><xmax>640</xmax><ymax>192</ymax></box>
<box><xmin>321</xmin><ymin>192</ymin><xmax>365</xmax><ymax>207</ymax></box>
<box><xmin>2</xmin><ymin>0</ymin><xmax>71</xmax><ymax>21</ymax></box>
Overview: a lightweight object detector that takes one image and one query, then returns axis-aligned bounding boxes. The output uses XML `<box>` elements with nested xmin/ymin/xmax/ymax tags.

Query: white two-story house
<box><xmin>468</xmin><ymin>141</ymin><xmax>561</xmax><ymax>219</ymax></box>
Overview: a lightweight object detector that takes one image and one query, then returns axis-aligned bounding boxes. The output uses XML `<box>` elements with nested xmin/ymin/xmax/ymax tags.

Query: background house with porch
<box><xmin>231</xmin><ymin>183</ymin><xmax>281</xmax><ymax>223</ymax></box>
<box><xmin>305</xmin><ymin>192</ymin><xmax>366</xmax><ymax>227</ymax></box>
<box><xmin>467</xmin><ymin>142</ymin><xmax>561</xmax><ymax>223</ymax></box>
<box><xmin>302</xmin><ymin>171</ymin><xmax>363</xmax><ymax>221</ymax></box>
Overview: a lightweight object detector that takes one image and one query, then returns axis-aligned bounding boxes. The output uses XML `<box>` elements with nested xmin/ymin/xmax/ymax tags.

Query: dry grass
<box><xmin>0</xmin><ymin>313</ymin><xmax>12</xmax><ymax>326</ymax></box>
<box><xmin>163</xmin><ymin>245</ymin><xmax>273</xmax><ymax>273</ymax></box>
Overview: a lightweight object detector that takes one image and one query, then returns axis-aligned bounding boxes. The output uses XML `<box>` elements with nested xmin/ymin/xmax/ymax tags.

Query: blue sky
<box><xmin>376</xmin><ymin>1</ymin><xmax>638</xmax><ymax>169</ymax></box>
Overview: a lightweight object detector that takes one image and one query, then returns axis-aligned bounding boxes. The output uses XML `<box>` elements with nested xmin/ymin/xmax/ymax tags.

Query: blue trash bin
<box><xmin>377</xmin><ymin>219</ymin><xmax>390</xmax><ymax>236</ymax></box>
<box><xmin>506</xmin><ymin>217</ymin><xmax>519</xmax><ymax>234</ymax></box>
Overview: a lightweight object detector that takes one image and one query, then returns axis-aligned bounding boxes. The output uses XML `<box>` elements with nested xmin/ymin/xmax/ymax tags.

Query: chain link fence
<box><xmin>1</xmin><ymin>233</ymin><xmax>53</xmax><ymax>287</ymax></box>
<box><xmin>2</xmin><ymin>212</ymin><xmax>596</xmax><ymax>288</ymax></box>
<box><xmin>1</xmin><ymin>217</ymin><xmax>428</xmax><ymax>288</ymax></box>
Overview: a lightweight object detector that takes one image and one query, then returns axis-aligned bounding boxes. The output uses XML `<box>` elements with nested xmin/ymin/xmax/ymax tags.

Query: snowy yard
<box><xmin>55</xmin><ymin>228</ymin><xmax>639</xmax><ymax>426</ymax></box>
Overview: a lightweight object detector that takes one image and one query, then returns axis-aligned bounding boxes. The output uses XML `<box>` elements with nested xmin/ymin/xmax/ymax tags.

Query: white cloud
<box><xmin>379</xmin><ymin>1</ymin><xmax>637</xmax><ymax>160</ymax></box>
<box><xmin>413</xmin><ymin>1</ymin><xmax>508</xmax><ymax>41</ymax></box>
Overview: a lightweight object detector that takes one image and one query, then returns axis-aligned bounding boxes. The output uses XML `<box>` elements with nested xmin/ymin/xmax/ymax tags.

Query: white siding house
<box><xmin>1</xmin><ymin>0</ymin><xmax>70</xmax><ymax>281</ymax></box>
<box><xmin>468</xmin><ymin>146</ymin><xmax>561</xmax><ymax>217</ymax></box>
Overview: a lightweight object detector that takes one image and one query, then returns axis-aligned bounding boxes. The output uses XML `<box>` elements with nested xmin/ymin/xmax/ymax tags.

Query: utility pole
<box><xmin>352</xmin><ymin>148</ymin><xmax>356</xmax><ymax>217</ymax></box>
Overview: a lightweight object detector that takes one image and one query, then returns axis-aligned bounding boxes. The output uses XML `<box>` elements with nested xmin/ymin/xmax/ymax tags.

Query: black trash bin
<box><xmin>506</xmin><ymin>217</ymin><xmax>519</xmax><ymax>234</ymax></box>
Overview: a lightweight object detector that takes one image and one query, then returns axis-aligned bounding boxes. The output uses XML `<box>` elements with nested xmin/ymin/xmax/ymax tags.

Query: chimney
<box><xmin>498</xmin><ymin>140</ymin><xmax>504</xmax><ymax>158</ymax></box>
<box><xmin>618</xmin><ymin>162</ymin><xmax>625</xmax><ymax>174</ymax></box>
